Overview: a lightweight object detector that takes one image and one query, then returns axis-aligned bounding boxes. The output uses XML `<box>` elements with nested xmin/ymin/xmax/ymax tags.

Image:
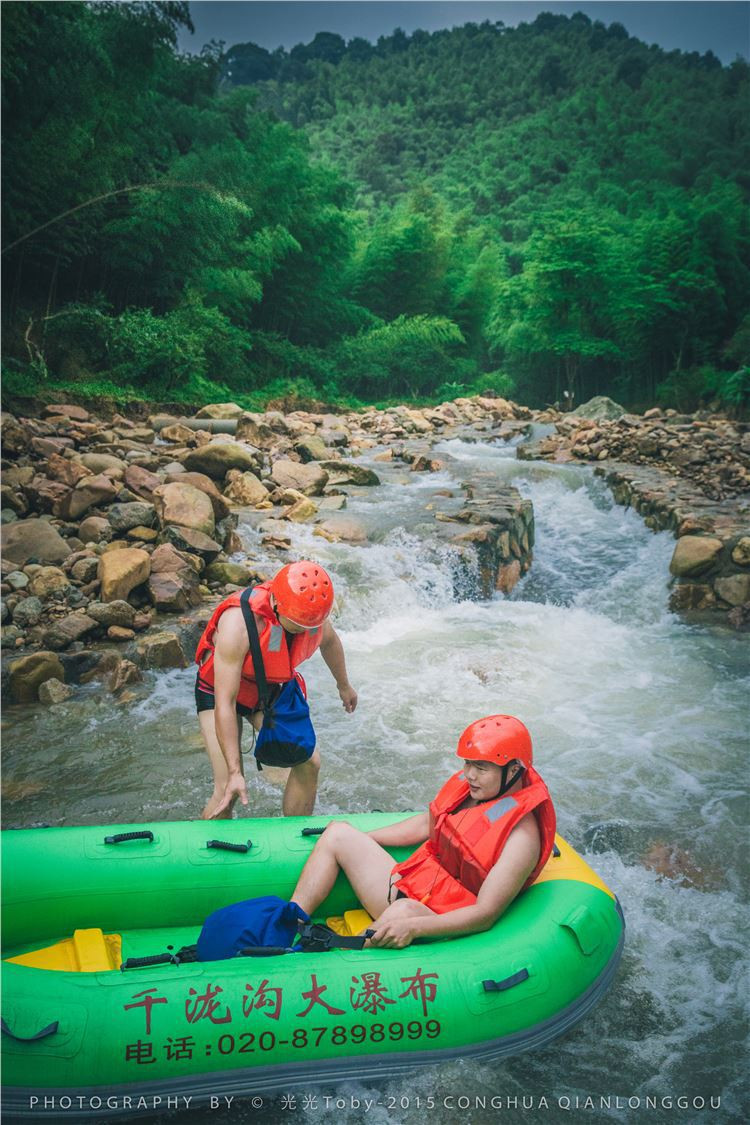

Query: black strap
<box><xmin>1</xmin><ymin>1017</ymin><xmax>59</xmax><ymax>1042</ymax></box>
<box><xmin>482</xmin><ymin>968</ymin><xmax>530</xmax><ymax>992</ymax></box>
<box><xmin>296</xmin><ymin>922</ymin><xmax>373</xmax><ymax>952</ymax></box>
<box><xmin>239</xmin><ymin>587</ymin><xmax>271</xmax><ymax>712</ymax></box>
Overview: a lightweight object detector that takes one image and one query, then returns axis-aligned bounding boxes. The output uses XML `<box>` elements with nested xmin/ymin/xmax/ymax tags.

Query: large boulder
<box><xmin>319</xmin><ymin>460</ymin><xmax>380</xmax><ymax>487</ymax></box>
<box><xmin>57</xmin><ymin>474</ymin><xmax>118</xmax><ymax>520</ymax></box>
<box><xmin>182</xmin><ymin>442</ymin><xmax>261</xmax><ymax>480</ymax></box>
<box><xmin>223</xmin><ymin>470</ymin><xmax>269</xmax><ymax>507</ymax></box>
<box><xmin>194</xmin><ymin>402</ymin><xmax>244</xmax><ymax>420</ymax></box>
<box><xmin>571</xmin><ymin>396</ymin><xmax>626</xmax><ymax>422</ymax></box>
<box><xmin>98</xmin><ymin>548</ymin><xmax>151</xmax><ymax>602</ymax></box>
<box><xmin>270</xmin><ymin>459</ymin><xmax>328</xmax><ymax>497</ymax></box>
<box><xmin>8</xmin><ymin>651</ymin><xmax>65</xmax><ymax>703</ymax></box>
<box><xmin>163</xmin><ymin>472</ymin><xmax>230</xmax><ymax>521</ymax></box>
<box><xmin>314</xmin><ymin>515</ymin><xmax>367</xmax><ymax>543</ymax></box>
<box><xmin>295</xmin><ymin>435</ymin><xmax>329</xmax><ymax>463</ymax></box>
<box><xmin>669</xmin><ymin>537</ymin><xmax>723</xmax><ymax>577</ymax></box>
<box><xmin>714</xmin><ymin>574</ymin><xmax>750</xmax><ymax>607</ymax></box>
<box><xmin>153</xmin><ymin>482</ymin><xmax>215</xmax><ymax>538</ymax></box>
<box><xmin>1</xmin><ymin>518</ymin><xmax>71</xmax><ymax>565</ymax></box>
<box><xmin>148</xmin><ymin>543</ymin><xmax>203</xmax><ymax>612</ymax></box>
<box><xmin>204</xmin><ymin>560</ymin><xmax>259</xmax><ymax>586</ymax></box>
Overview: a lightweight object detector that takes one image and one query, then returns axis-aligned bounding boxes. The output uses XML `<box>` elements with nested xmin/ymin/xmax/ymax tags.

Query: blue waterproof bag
<box><xmin>197</xmin><ymin>895</ymin><xmax>310</xmax><ymax>961</ymax></box>
<box><xmin>255</xmin><ymin>676</ymin><xmax>316</xmax><ymax>768</ymax></box>
<box><xmin>239</xmin><ymin>587</ymin><xmax>317</xmax><ymax>769</ymax></box>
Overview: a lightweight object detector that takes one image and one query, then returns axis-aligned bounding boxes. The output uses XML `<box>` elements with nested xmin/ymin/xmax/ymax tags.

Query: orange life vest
<box><xmin>391</xmin><ymin>765</ymin><xmax>556</xmax><ymax>914</ymax></box>
<box><xmin>195</xmin><ymin>582</ymin><xmax>323</xmax><ymax>710</ymax></box>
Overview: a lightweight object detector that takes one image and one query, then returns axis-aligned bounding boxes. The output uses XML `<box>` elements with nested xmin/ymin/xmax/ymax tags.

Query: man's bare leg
<box><xmin>282</xmin><ymin>750</ymin><xmax>321</xmax><ymax>817</ymax></box>
<box><xmin>291</xmin><ymin>821</ymin><xmax>395</xmax><ymax>918</ymax></box>
<box><xmin>199</xmin><ymin>711</ymin><xmax>244</xmax><ymax>819</ymax></box>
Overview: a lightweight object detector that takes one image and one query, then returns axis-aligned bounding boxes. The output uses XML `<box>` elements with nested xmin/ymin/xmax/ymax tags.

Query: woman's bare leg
<box><xmin>291</xmin><ymin>821</ymin><xmax>395</xmax><ymax>918</ymax></box>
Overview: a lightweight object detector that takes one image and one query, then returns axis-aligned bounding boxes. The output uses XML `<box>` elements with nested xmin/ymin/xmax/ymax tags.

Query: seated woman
<box><xmin>291</xmin><ymin>715</ymin><xmax>556</xmax><ymax>949</ymax></box>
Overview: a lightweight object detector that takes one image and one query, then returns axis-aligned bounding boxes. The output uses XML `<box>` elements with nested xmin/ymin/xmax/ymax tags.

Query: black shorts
<box><xmin>195</xmin><ymin>676</ymin><xmax>257</xmax><ymax>721</ymax></box>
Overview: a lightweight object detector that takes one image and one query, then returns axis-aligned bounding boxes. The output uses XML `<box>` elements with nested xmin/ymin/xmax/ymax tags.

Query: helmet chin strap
<box><xmin>498</xmin><ymin>762</ymin><xmax>525</xmax><ymax>796</ymax></box>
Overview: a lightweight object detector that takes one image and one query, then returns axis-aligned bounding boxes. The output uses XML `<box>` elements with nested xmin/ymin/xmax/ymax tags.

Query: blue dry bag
<box><xmin>197</xmin><ymin>895</ymin><xmax>310</xmax><ymax>961</ymax></box>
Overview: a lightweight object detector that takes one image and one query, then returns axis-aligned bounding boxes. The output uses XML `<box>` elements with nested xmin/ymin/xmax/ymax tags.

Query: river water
<box><xmin>3</xmin><ymin>435</ymin><xmax>748</xmax><ymax>1124</ymax></box>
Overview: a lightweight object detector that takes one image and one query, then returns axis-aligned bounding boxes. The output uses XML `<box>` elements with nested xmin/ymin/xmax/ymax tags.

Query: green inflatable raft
<box><xmin>2</xmin><ymin>816</ymin><xmax>624</xmax><ymax>1117</ymax></box>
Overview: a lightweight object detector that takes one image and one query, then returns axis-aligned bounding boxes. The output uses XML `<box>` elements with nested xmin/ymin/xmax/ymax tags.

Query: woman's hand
<box><xmin>338</xmin><ymin>682</ymin><xmax>358</xmax><ymax>713</ymax></box>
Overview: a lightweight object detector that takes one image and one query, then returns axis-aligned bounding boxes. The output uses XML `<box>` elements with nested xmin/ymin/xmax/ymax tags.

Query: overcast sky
<box><xmin>177</xmin><ymin>2</ymin><xmax>750</xmax><ymax>63</ymax></box>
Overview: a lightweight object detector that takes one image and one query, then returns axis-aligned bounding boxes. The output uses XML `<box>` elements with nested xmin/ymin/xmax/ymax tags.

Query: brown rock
<box><xmin>38</xmin><ymin>677</ymin><xmax>73</xmax><ymax>704</ymax></box>
<box><xmin>78</xmin><ymin>453</ymin><xmax>127</xmax><ymax>476</ymax></box>
<box><xmin>285</xmin><ymin>497</ymin><xmax>318</xmax><ymax>522</ymax></box>
<box><xmin>123</xmin><ymin>463</ymin><xmax>163</xmax><ymax>501</ymax></box>
<box><xmin>162</xmin><ymin>525</ymin><xmax>222</xmax><ymax>560</ymax></box>
<box><xmin>0</xmin><ymin>484</ymin><xmax>28</xmax><ymax>515</ymax></box>
<box><xmin>135</xmin><ymin>631</ymin><xmax>187</xmax><ymax>669</ymax></box>
<box><xmin>223</xmin><ymin>470</ymin><xmax>269</xmax><ymax>507</ymax></box>
<box><xmin>204</xmin><ymin>560</ymin><xmax>259</xmax><ymax>586</ymax></box>
<box><xmin>46</xmin><ymin>453</ymin><xmax>91</xmax><ymax>487</ymax></box>
<box><xmin>24</xmin><ymin>475</ymin><xmax>72</xmax><ymax>514</ymax></box>
<box><xmin>163</xmin><ymin>472</ymin><xmax>230</xmax><ymax>520</ymax></box>
<box><xmin>98</xmin><ymin>548</ymin><xmax>151</xmax><ymax>602</ymax></box>
<box><xmin>194</xmin><ymin>402</ymin><xmax>244</xmax><ymax>419</ymax></box>
<box><xmin>108</xmin><ymin>658</ymin><xmax>143</xmax><ymax>692</ymax></box>
<box><xmin>731</xmin><ymin>537</ymin><xmax>750</xmax><ymax>567</ymax></box>
<box><xmin>313</xmin><ymin>515</ymin><xmax>367</xmax><ymax>543</ymax></box>
<box><xmin>29</xmin><ymin>566</ymin><xmax>69</xmax><ymax>598</ymax></box>
<box><xmin>43</xmin><ymin>404</ymin><xmax>90</xmax><ymax>422</ymax></box>
<box><xmin>147</xmin><ymin>543</ymin><xmax>203</xmax><ymax>612</ymax></box>
<box><xmin>70</xmin><ymin>557</ymin><xmax>100</xmax><ymax>584</ymax></box>
<box><xmin>31</xmin><ymin>436</ymin><xmax>75</xmax><ymax>458</ymax></box>
<box><xmin>1</xmin><ymin>412</ymin><xmax>30</xmax><ymax>455</ymax></box>
<box><xmin>669</xmin><ymin>537</ymin><xmax>723</xmax><ymax>577</ymax></box>
<box><xmin>669</xmin><ymin>583</ymin><xmax>717</xmax><ymax>611</ymax></box>
<box><xmin>182</xmin><ymin>442</ymin><xmax>261</xmax><ymax>480</ymax></box>
<box><xmin>235</xmin><ymin>412</ymin><xmax>277</xmax><ymax>448</ymax></box>
<box><xmin>58</xmin><ymin>474</ymin><xmax>118</xmax><ymax>520</ymax></box>
<box><xmin>108</xmin><ymin>625</ymin><xmax>135</xmax><ymax>641</ymax></box>
<box><xmin>77</xmin><ymin>516</ymin><xmax>111</xmax><ymax>544</ymax></box>
<box><xmin>496</xmin><ymin>559</ymin><xmax>522</xmax><ymax>595</ymax></box>
<box><xmin>153</xmin><ymin>482</ymin><xmax>216</xmax><ymax>538</ymax></box>
<box><xmin>270</xmin><ymin>459</ymin><xmax>328</xmax><ymax>496</ymax></box>
<box><xmin>714</xmin><ymin>574</ymin><xmax>750</xmax><ymax>607</ymax></box>
<box><xmin>127</xmin><ymin>526</ymin><xmax>158</xmax><ymax>541</ymax></box>
<box><xmin>1</xmin><ymin>518</ymin><xmax>72</xmax><ymax>565</ymax></box>
<box><xmin>8</xmin><ymin>651</ymin><xmax>65</xmax><ymax>703</ymax></box>
<box><xmin>160</xmin><ymin>423</ymin><xmax>196</xmax><ymax>444</ymax></box>
<box><xmin>43</xmin><ymin>612</ymin><xmax>99</xmax><ymax>650</ymax></box>
<box><xmin>319</xmin><ymin>460</ymin><xmax>380</xmax><ymax>487</ymax></box>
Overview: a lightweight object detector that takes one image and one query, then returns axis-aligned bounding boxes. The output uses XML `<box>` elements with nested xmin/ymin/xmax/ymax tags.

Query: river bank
<box><xmin>2</xmin><ymin>395</ymin><xmax>748</xmax><ymax>706</ymax></box>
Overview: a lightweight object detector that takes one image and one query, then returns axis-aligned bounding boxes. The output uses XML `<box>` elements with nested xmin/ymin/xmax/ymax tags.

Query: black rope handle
<box><xmin>1</xmin><ymin>1017</ymin><xmax>59</xmax><ymax>1042</ymax></box>
<box><xmin>120</xmin><ymin>953</ymin><xmax>176</xmax><ymax>971</ymax></box>
<box><xmin>206</xmin><ymin>839</ymin><xmax>252</xmax><ymax>853</ymax></box>
<box><xmin>301</xmin><ymin>826</ymin><xmax>326</xmax><ymax>836</ymax></box>
<box><xmin>482</xmin><ymin>968</ymin><xmax>530</xmax><ymax>993</ymax></box>
<box><xmin>104</xmin><ymin>831</ymin><xmax>154</xmax><ymax>845</ymax></box>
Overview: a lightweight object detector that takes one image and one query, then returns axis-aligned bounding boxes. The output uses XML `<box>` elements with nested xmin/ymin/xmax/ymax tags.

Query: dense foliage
<box><xmin>3</xmin><ymin>5</ymin><xmax>748</xmax><ymax>409</ymax></box>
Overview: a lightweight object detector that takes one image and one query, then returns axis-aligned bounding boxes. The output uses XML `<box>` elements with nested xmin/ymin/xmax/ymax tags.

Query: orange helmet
<box><xmin>456</xmin><ymin>715</ymin><xmax>533</xmax><ymax>769</ymax></box>
<box><xmin>270</xmin><ymin>561</ymin><xmax>334</xmax><ymax>627</ymax></box>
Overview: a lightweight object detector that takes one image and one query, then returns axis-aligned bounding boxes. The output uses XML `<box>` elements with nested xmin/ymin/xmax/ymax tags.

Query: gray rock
<box><xmin>38</xmin><ymin>678</ymin><xmax>73</xmax><ymax>705</ymax></box>
<box><xmin>1</xmin><ymin>518</ymin><xmax>72</xmax><ymax>566</ymax></box>
<box><xmin>87</xmin><ymin>600</ymin><xmax>137</xmax><ymax>628</ymax></box>
<box><xmin>571</xmin><ymin>396</ymin><xmax>626</xmax><ymax>422</ymax></box>
<box><xmin>108</xmin><ymin>502</ymin><xmax>156</xmax><ymax>533</ymax></box>
<box><xmin>11</xmin><ymin>596</ymin><xmax>44</xmax><ymax>627</ymax></box>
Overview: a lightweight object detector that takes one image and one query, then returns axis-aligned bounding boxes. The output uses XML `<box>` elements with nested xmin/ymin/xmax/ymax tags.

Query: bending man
<box><xmin>291</xmin><ymin>715</ymin><xmax>555</xmax><ymax>948</ymax></box>
<box><xmin>195</xmin><ymin>561</ymin><xmax>357</xmax><ymax>819</ymax></box>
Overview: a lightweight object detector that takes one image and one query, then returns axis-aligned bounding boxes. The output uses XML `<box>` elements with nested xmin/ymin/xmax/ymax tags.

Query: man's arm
<box><xmin>209</xmin><ymin>610</ymin><xmax>251</xmax><ymax>817</ymax></box>
<box><xmin>367</xmin><ymin>812</ymin><xmax>430</xmax><ymax>849</ymax></box>
<box><xmin>369</xmin><ymin>814</ymin><xmax>541</xmax><ymax>948</ymax></box>
<box><xmin>319</xmin><ymin>620</ymin><xmax>358</xmax><ymax>712</ymax></box>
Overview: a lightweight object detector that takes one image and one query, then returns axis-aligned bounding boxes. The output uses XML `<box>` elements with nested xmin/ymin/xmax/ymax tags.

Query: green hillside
<box><xmin>3</xmin><ymin>5</ymin><xmax>748</xmax><ymax>410</ymax></box>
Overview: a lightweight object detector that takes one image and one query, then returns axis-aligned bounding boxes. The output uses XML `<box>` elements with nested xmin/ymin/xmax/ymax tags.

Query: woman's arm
<box><xmin>367</xmin><ymin>812</ymin><xmax>430</xmax><ymax>849</ymax></box>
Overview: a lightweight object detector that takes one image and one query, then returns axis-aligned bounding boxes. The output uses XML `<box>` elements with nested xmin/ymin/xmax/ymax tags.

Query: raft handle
<box><xmin>553</xmin><ymin>843</ymin><xmax>561</xmax><ymax>857</ymax></box>
<box><xmin>120</xmin><ymin>953</ymin><xmax>176</xmax><ymax>971</ymax></box>
<box><xmin>482</xmin><ymin>968</ymin><xmax>530</xmax><ymax>993</ymax></box>
<box><xmin>1</xmin><ymin>1018</ymin><xmax>59</xmax><ymax>1042</ymax></box>
<box><xmin>104</xmin><ymin>831</ymin><xmax>155</xmax><ymax>845</ymax></box>
<box><xmin>206</xmin><ymin>839</ymin><xmax>252</xmax><ymax>854</ymax></box>
<box><xmin>301</xmin><ymin>827</ymin><xmax>326</xmax><ymax>836</ymax></box>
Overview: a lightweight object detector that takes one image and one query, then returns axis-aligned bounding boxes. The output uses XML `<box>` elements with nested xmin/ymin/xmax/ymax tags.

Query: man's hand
<box><xmin>209</xmin><ymin>772</ymin><xmax>248</xmax><ymax>819</ymax></box>
<box><xmin>367</xmin><ymin>915</ymin><xmax>416</xmax><ymax>949</ymax></box>
<box><xmin>338</xmin><ymin>682</ymin><xmax>358</xmax><ymax>713</ymax></box>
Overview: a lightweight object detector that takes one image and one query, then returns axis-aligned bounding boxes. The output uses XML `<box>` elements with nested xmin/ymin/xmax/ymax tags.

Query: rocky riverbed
<box><xmin>1</xmin><ymin>394</ymin><xmax>748</xmax><ymax>705</ymax></box>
